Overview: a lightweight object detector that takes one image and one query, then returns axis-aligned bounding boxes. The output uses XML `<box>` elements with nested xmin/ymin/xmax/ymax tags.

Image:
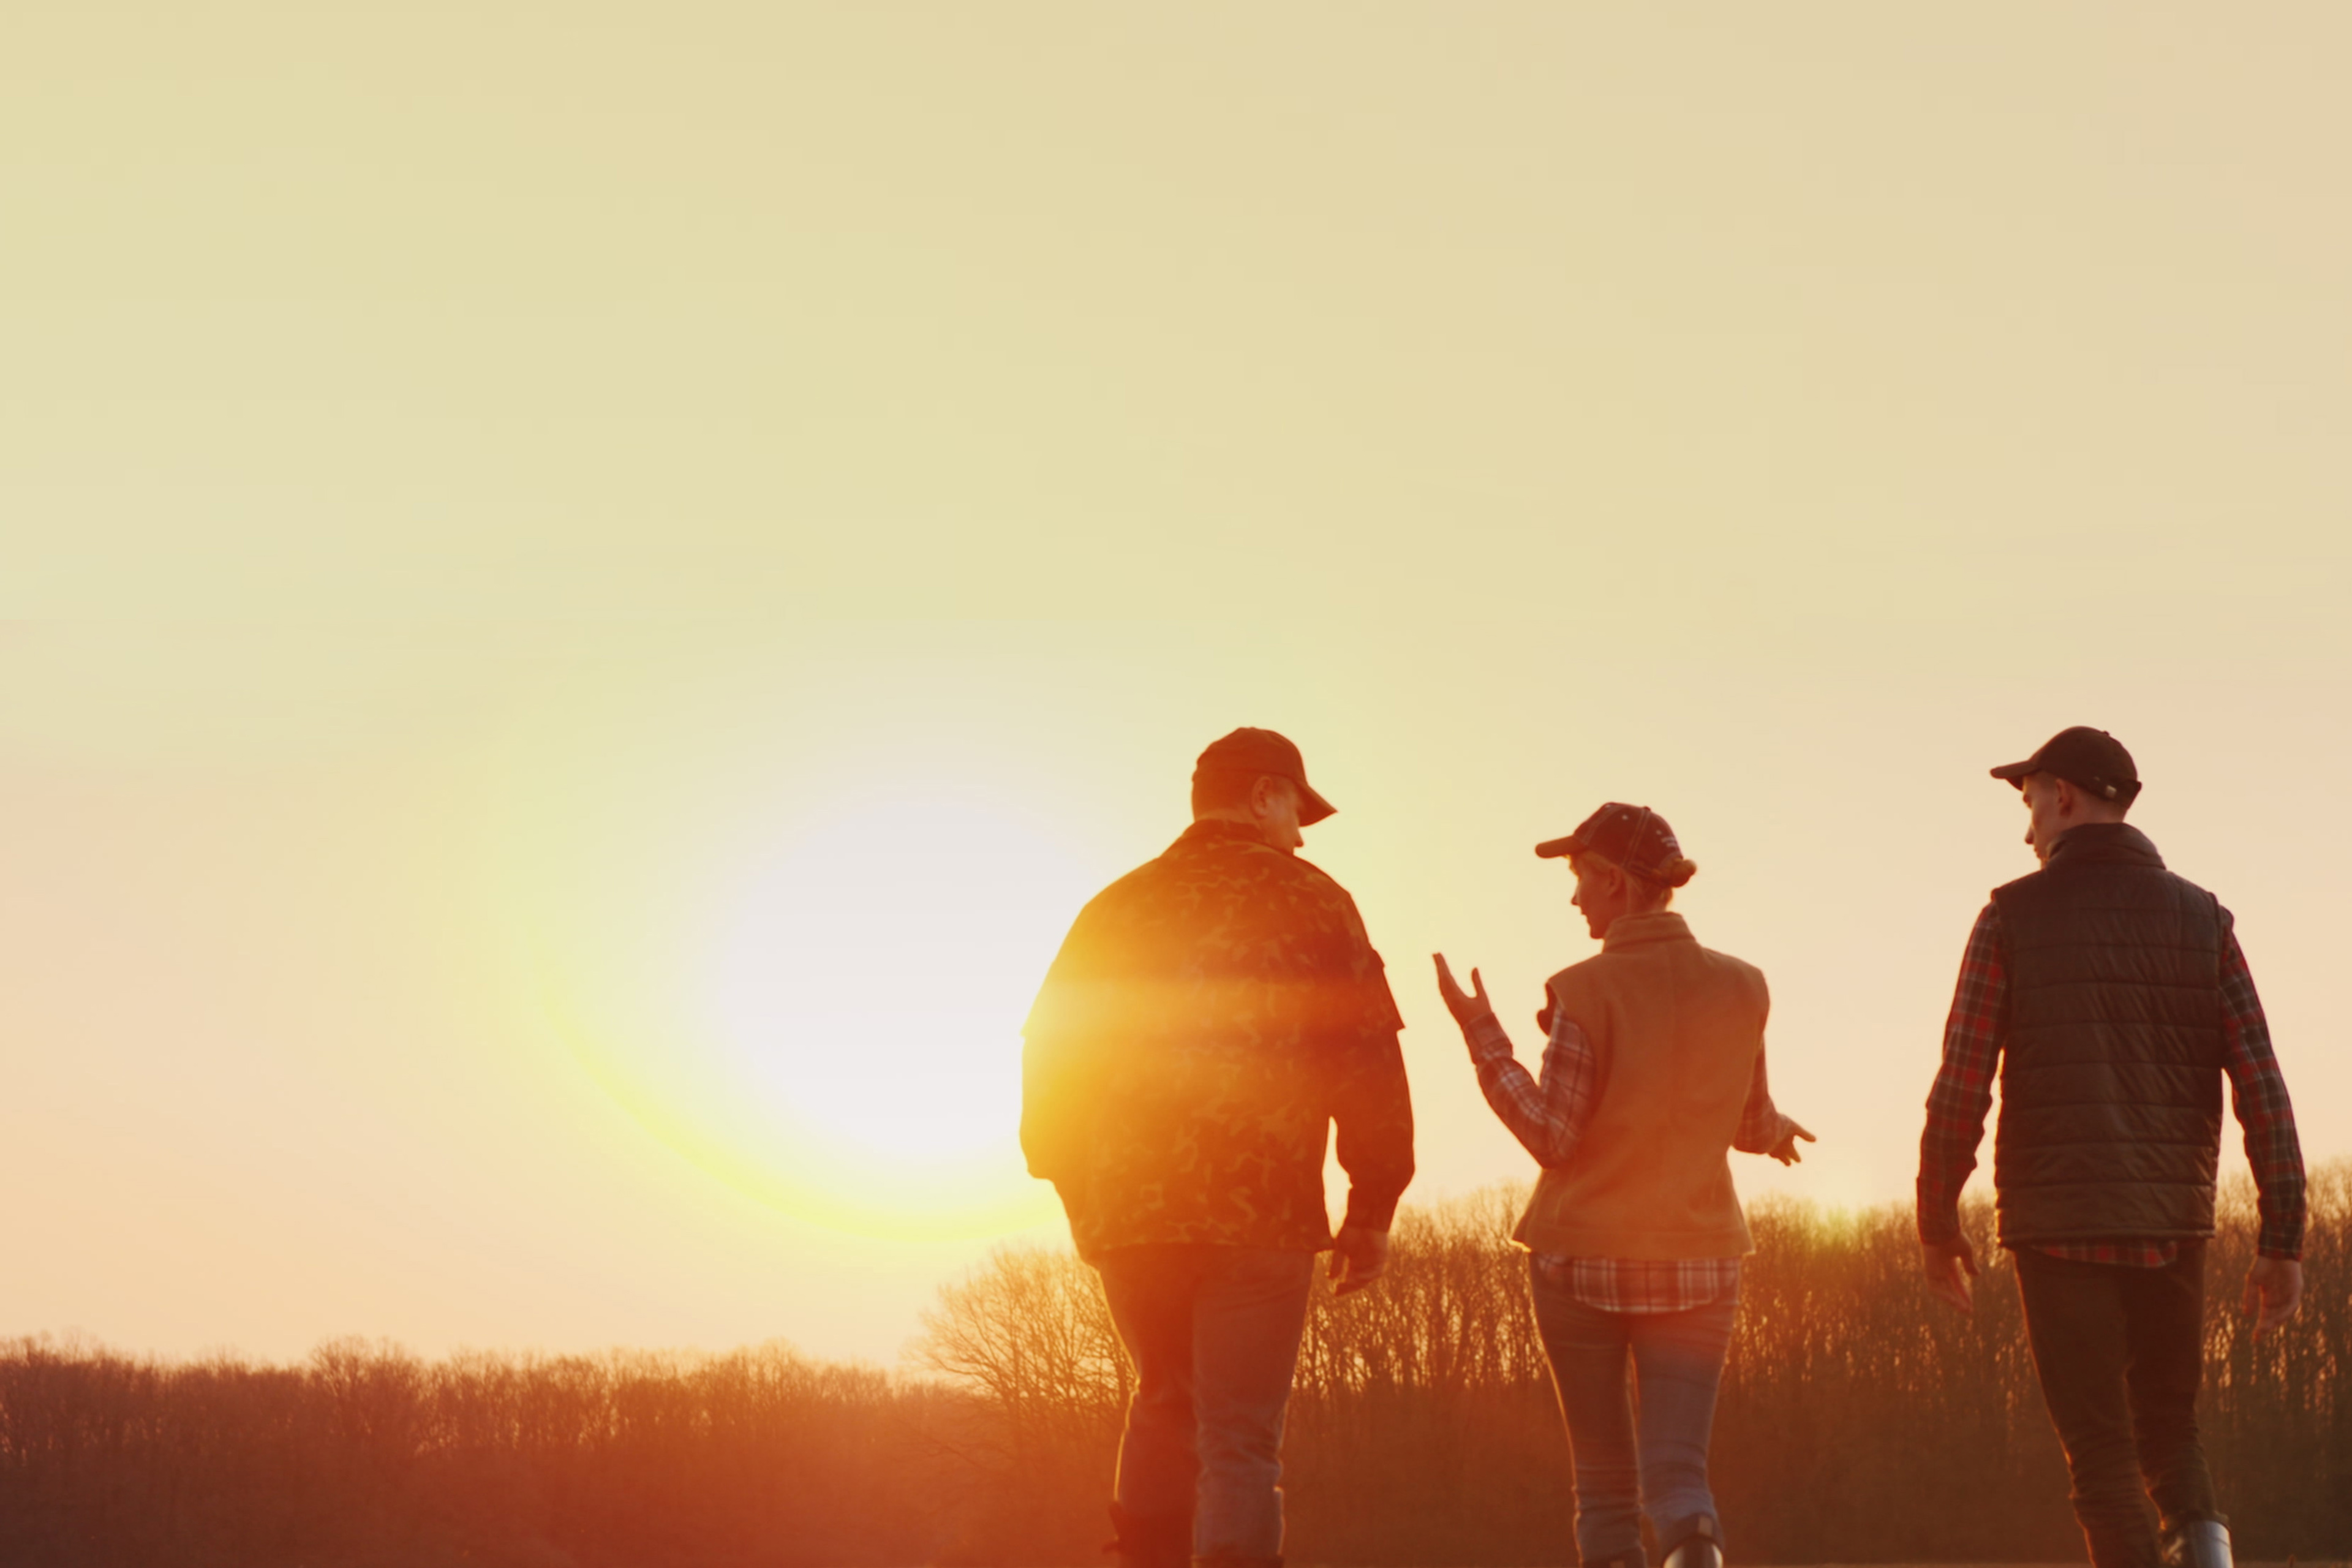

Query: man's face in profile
<box><xmin>1256</xmin><ymin>777</ymin><xmax>1305</xmax><ymax>852</ymax></box>
<box><xmin>2019</xmin><ymin>773</ymin><xmax>2074</xmax><ymax>864</ymax></box>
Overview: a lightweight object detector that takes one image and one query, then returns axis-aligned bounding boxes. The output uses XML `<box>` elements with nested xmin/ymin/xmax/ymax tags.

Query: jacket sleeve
<box><xmin>1019</xmin><ymin>894</ymin><xmax>1119</xmax><ymax>1186</ymax></box>
<box><xmin>1324</xmin><ymin>895</ymin><xmax>1415</xmax><ymax>1232</ymax></box>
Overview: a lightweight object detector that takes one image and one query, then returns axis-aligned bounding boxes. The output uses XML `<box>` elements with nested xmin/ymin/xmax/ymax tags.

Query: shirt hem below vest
<box><xmin>1518</xmin><ymin>1235</ymin><xmax>1756</xmax><ymax>1260</ymax></box>
<box><xmin>1995</xmin><ymin>1115</ymin><xmax>2220</xmax><ymax>1128</ymax></box>
<box><xmin>1997</xmin><ymin>1227</ymin><xmax>2217</xmax><ymax>1245</ymax></box>
<box><xmin>1995</xmin><ymin>1176</ymin><xmax>2217</xmax><ymax>1189</ymax></box>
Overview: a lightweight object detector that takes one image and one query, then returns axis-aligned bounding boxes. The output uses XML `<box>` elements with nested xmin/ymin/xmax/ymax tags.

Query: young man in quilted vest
<box><xmin>1916</xmin><ymin>726</ymin><xmax>2308</xmax><ymax>1568</ymax></box>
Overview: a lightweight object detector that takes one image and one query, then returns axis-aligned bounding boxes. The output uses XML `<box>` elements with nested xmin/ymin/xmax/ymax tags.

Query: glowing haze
<box><xmin>4</xmin><ymin>6</ymin><xmax>2349</xmax><ymax>1363</ymax></box>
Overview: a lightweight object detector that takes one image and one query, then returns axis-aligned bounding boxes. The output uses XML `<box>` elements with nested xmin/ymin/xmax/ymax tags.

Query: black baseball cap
<box><xmin>1536</xmin><ymin>802</ymin><xmax>1686</xmax><ymax>883</ymax></box>
<box><xmin>1989</xmin><ymin>726</ymin><xmax>2141</xmax><ymax>804</ymax></box>
<box><xmin>1194</xmin><ymin>728</ymin><xmax>1336</xmax><ymax>824</ymax></box>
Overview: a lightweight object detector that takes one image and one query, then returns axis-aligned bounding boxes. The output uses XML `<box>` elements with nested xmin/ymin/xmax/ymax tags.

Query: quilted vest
<box><xmin>1989</xmin><ymin>823</ymin><xmax>2226</xmax><ymax>1245</ymax></box>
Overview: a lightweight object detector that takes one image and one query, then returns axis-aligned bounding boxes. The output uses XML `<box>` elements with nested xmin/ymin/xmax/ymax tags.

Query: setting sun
<box><xmin>699</xmin><ymin>794</ymin><xmax>1094</xmax><ymax>1224</ymax></box>
<box><xmin>530</xmin><ymin>787</ymin><xmax>1097</xmax><ymax>1241</ymax></box>
<box><xmin>7</xmin><ymin>2</ymin><xmax>2351</xmax><ymax>1559</ymax></box>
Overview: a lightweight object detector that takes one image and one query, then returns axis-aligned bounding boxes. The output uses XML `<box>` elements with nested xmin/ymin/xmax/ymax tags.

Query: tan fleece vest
<box><xmin>1513</xmin><ymin>911</ymin><xmax>1767</xmax><ymax>1260</ymax></box>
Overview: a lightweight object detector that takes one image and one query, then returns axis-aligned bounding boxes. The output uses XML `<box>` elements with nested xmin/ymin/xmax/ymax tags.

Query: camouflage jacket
<box><xmin>1020</xmin><ymin>820</ymin><xmax>1414</xmax><ymax>1259</ymax></box>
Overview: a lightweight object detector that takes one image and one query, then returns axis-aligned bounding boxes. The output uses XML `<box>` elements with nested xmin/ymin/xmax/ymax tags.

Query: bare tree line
<box><xmin>918</xmin><ymin>1171</ymin><xmax>2349</xmax><ymax>1564</ymax></box>
<box><xmin>2</xmin><ymin>1170</ymin><xmax>2345</xmax><ymax>1566</ymax></box>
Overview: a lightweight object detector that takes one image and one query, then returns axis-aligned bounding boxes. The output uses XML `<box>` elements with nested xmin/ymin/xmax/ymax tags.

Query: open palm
<box><xmin>1432</xmin><ymin>953</ymin><xmax>1492</xmax><ymax>1027</ymax></box>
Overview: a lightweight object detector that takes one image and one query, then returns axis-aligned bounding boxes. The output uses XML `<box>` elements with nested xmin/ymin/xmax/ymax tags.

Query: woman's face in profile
<box><xmin>1567</xmin><ymin>856</ymin><xmax>1627</xmax><ymax>941</ymax></box>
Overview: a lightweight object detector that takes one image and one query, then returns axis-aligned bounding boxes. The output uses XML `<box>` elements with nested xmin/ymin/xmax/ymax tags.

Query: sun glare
<box><xmin>591</xmin><ymin>791</ymin><xmax>1103</xmax><ymax>1239</ymax></box>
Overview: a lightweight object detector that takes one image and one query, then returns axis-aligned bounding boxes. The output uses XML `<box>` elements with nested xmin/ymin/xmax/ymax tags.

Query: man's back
<box><xmin>1989</xmin><ymin>822</ymin><xmax>2226</xmax><ymax>1244</ymax></box>
<box><xmin>1020</xmin><ymin>819</ymin><xmax>1413</xmax><ymax>1259</ymax></box>
<box><xmin>1916</xmin><ymin>727</ymin><xmax>2307</xmax><ymax>1568</ymax></box>
<box><xmin>1048</xmin><ymin>728</ymin><xmax>1411</xmax><ymax>1568</ymax></box>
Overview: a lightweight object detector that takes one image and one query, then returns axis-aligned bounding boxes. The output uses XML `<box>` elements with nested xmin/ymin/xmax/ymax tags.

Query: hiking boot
<box><xmin>2163</xmin><ymin>1520</ymin><xmax>2233</xmax><ymax>1568</ymax></box>
<box><xmin>1660</xmin><ymin>1515</ymin><xmax>1724</xmax><ymax>1568</ymax></box>
<box><xmin>1104</xmin><ymin>1503</ymin><xmax>1191</xmax><ymax>1568</ymax></box>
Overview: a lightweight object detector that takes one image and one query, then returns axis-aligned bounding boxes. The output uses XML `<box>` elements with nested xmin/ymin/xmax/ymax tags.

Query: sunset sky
<box><xmin>6</xmin><ymin>6</ymin><xmax>2349</xmax><ymax>1366</ymax></box>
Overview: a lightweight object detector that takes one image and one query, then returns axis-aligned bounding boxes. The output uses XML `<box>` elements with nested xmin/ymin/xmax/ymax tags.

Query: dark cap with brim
<box><xmin>1536</xmin><ymin>802</ymin><xmax>1686</xmax><ymax>883</ymax></box>
<box><xmin>1193</xmin><ymin>727</ymin><xmax>1336</xmax><ymax>824</ymax></box>
<box><xmin>1990</xmin><ymin>726</ymin><xmax>2141</xmax><ymax>804</ymax></box>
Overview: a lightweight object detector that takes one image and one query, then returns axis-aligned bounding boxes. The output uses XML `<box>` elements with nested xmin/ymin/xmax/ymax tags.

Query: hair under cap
<box><xmin>1534</xmin><ymin>802</ymin><xmax>1696</xmax><ymax>888</ymax></box>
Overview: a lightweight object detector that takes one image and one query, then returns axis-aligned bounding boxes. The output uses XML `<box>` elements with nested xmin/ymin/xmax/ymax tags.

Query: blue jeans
<box><xmin>1093</xmin><ymin>1244</ymin><xmax>1316</xmax><ymax>1559</ymax></box>
<box><xmin>1529</xmin><ymin>1259</ymin><xmax>1738</xmax><ymax>1565</ymax></box>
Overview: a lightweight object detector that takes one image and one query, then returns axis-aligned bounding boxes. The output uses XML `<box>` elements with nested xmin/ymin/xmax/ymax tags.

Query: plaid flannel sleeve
<box><xmin>1463</xmin><ymin>1003</ymin><xmax>1600</xmax><ymax>1169</ymax></box>
<box><xmin>2217</xmin><ymin>916</ymin><xmax>2306</xmax><ymax>1260</ymax></box>
<box><xmin>1917</xmin><ymin>903</ymin><xmax>2007</xmax><ymax>1253</ymax></box>
<box><xmin>1732</xmin><ymin>1044</ymin><xmax>1795</xmax><ymax>1155</ymax></box>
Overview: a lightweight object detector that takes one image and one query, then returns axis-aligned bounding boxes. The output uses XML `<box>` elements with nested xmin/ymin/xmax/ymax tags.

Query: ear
<box><xmin>2052</xmin><ymin>777</ymin><xmax>2081</xmax><ymax>818</ymax></box>
<box><xmin>1249</xmin><ymin>773</ymin><xmax>1282</xmax><ymax>819</ymax></box>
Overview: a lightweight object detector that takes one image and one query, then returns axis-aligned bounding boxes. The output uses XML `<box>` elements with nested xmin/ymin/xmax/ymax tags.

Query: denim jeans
<box><xmin>1529</xmin><ymin>1259</ymin><xmax>1738</xmax><ymax>1565</ymax></box>
<box><xmin>2014</xmin><ymin>1242</ymin><xmax>2220</xmax><ymax>1568</ymax></box>
<box><xmin>1093</xmin><ymin>1244</ymin><xmax>1316</xmax><ymax>1560</ymax></box>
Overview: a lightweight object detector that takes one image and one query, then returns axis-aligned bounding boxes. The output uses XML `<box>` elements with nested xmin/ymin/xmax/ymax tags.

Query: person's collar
<box><xmin>2045</xmin><ymin>820</ymin><xmax>2165</xmax><ymax>870</ymax></box>
<box><xmin>1177</xmin><ymin>818</ymin><xmax>1284</xmax><ymax>851</ymax></box>
<box><xmin>1600</xmin><ymin>910</ymin><xmax>1694</xmax><ymax>952</ymax></box>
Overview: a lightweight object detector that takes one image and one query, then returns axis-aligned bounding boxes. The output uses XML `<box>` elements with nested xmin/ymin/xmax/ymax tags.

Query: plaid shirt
<box><xmin>1464</xmin><ymin>1006</ymin><xmax>1795</xmax><ymax>1313</ymax></box>
<box><xmin>1917</xmin><ymin>902</ymin><xmax>2306</xmax><ymax>1264</ymax></box>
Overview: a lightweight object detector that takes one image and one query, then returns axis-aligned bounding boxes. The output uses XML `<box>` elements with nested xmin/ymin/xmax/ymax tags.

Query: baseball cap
<box><xmin>1535</xmin><ymin>802</ymin><xmax>1690</xmax><ymax>884</ymax></box>
<box><xmin>1193</xmin><ymin>728</ymin><xmax>1336</xmax><ymax>824</ymax></box>
<box><xmin>1989</xmin><ymin>726</ymin><xmax>2141</xmax><ymax>804</ymax></box>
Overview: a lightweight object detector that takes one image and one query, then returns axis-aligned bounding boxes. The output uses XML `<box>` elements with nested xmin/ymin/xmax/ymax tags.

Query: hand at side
<box><xmin>2244</xmin><ymin>1256</ymin><xmax>2303</xmax><ymax>1336</ymax></box>
<box><xmin>1921</xmin><ymin>1241</ymin><xmax>1978</xmax><ymax>1314</ymax></box>
<box><xmin>1328</xmin><ymin>1223</ymin><xmax>1390</xmax><ymax>1297</ymax></box>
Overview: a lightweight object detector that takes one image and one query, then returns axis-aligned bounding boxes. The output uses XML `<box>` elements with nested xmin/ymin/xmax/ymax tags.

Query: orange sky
<box><xmin>6</xmin><ymin>6</ymin><xmax>2350</xmax><ymax>1364</ymax></box>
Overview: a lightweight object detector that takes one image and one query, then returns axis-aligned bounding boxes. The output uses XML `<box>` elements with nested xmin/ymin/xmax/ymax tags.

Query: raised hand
<box><xmin>1431</xmin><ymin>953</ymin><xmax>1494</xmax><ymax>1028</ymax></box>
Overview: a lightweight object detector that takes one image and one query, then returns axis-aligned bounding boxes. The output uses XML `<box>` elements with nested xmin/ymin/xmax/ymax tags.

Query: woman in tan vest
<box><xmin>1434</xmin><ymin>803</ymin><xmax>1813</xmax><ymax>1568</ymax></box>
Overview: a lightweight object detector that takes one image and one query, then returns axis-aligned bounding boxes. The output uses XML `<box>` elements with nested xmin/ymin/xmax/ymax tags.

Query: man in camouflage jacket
<box><xmin>1022</xmin><ymin>728</ymin><xmax>1414</xmax><ymax>1568</ymax></box>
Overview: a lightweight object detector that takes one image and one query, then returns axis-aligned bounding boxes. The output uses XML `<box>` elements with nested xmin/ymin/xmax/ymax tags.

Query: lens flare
<box><xmin>543</xmin><ymin>791</ymin><xmax>1097</xmax><ymax>1240</ymax></box>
